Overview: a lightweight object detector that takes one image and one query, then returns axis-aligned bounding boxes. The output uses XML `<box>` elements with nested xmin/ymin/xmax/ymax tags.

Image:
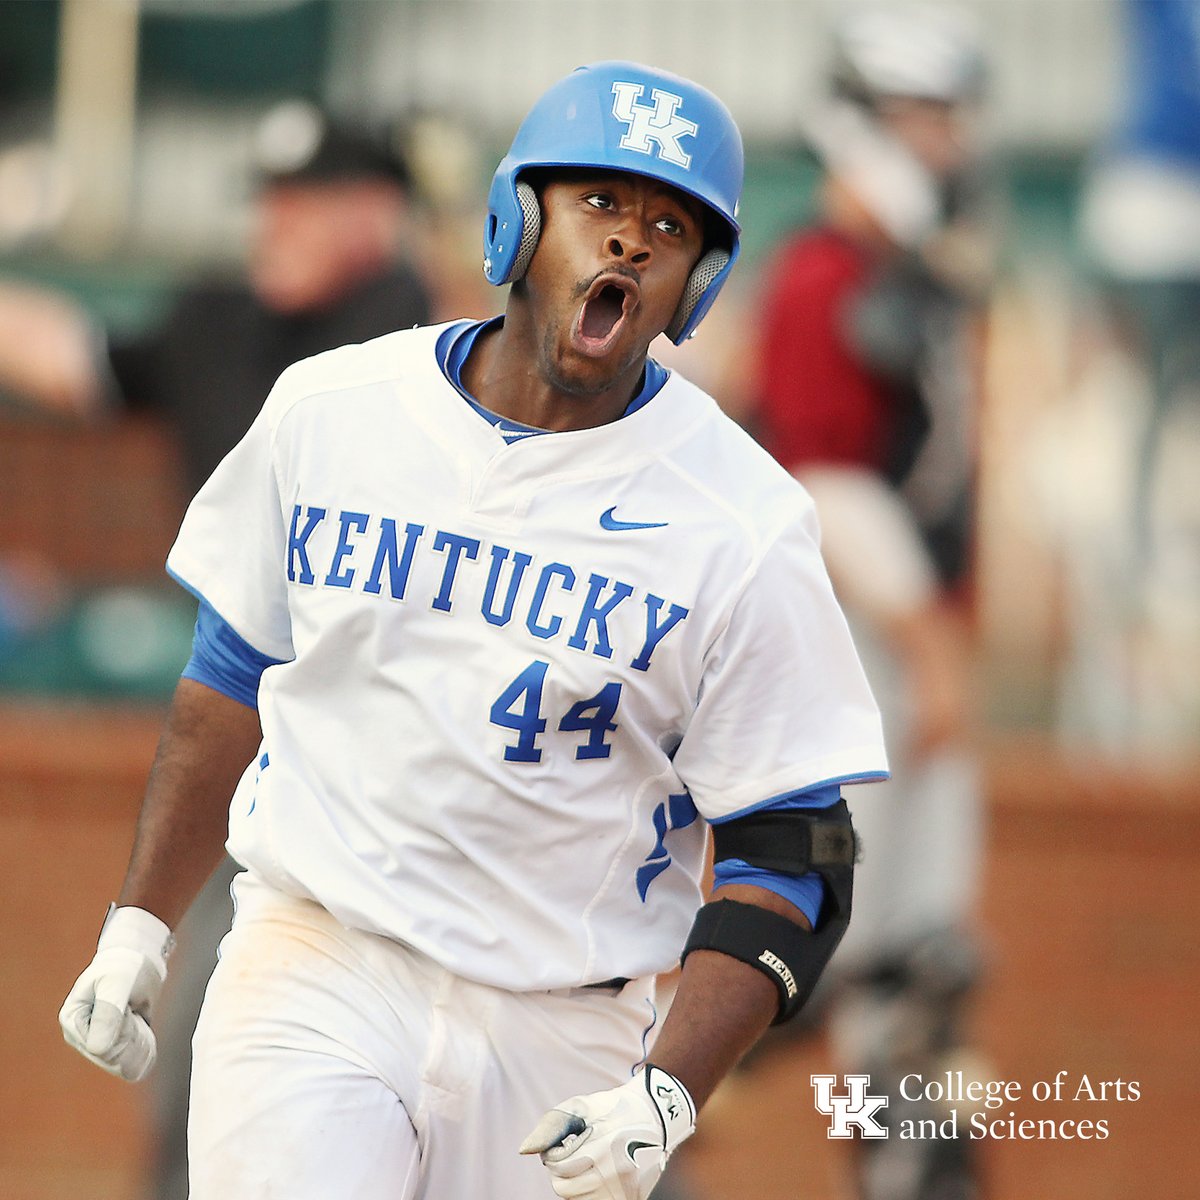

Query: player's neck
<box><xmin>461</xmin><ymin>309</ymin><xmax>645</xmax><ymax>434</ymax></box>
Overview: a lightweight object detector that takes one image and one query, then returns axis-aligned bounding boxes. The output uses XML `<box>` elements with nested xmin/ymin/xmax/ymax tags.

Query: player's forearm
<box><xmin>649</xmin><ymin>884</ymin><xmax>810</xmax><ymax>1109</ymax></box>
<box><xmin>116</xmin><ymin>678</ymin><xmax>262</xmax><ymax>928</ymax></box>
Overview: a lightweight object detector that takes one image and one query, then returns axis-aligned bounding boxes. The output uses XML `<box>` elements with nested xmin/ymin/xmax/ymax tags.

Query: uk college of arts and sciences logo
<box><xmin>811</xmin><ymin>1074</ymin><xmax>889</xmax><ymax>1139</ymax></box>
<box><xmin>610</xmin><ymin>82</ymin><xmax>698</xmax><ymax>169</ymax></box>
<box><xmin>811</xmin><ymin>1069</ymin><xmax>1141</xmax><ymax>1142</ymax></box>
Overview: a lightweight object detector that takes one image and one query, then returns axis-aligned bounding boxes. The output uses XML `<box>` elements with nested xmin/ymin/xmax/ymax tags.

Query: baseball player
<box><xmin>59</xmin><ymin>62</ymin><xmax>887</xmax><ymax>1200</ymax></box>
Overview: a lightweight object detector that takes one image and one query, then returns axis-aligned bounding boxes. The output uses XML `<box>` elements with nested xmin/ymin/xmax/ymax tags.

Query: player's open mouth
<box><xmin>571</xmin><ymin>274</ymin><xmax>638</xmax><ymax>356</ymax></box>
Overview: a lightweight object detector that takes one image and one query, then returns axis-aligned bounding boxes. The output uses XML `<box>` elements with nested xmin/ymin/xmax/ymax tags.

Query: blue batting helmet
<box><xmin>484</xmin><ymin>61</ymin><xmax>743</xmax><ymax>344</ymax></box>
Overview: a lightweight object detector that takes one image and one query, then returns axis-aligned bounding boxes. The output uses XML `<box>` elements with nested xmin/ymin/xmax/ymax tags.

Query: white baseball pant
<box><xmin>187</xmin><ymin>872</ymin><xmax>658</xmax><ymax>1199</ymax></box>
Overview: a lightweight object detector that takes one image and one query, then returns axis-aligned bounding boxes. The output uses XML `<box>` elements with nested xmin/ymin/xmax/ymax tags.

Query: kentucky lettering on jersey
<box><xmin>285</xmin><ymin>504</ymin><xmax>689</xmax><ymax>672</ymax></box>
<box><xmin>165</xmin><ymin>323</ymin><xmax>887</xmax><ymax>993</ymax></box>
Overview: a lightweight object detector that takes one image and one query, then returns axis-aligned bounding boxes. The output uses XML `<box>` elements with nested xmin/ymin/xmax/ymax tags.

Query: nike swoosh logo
<box><xmin>626</xmin><ymin>1140</ymin><xmax>659</xmax><ymax>1163</ymax></box>
<box><xmin>600</xmin><ymin>506</ymin><xmax>668</xmax><ymax>531</ymax></box>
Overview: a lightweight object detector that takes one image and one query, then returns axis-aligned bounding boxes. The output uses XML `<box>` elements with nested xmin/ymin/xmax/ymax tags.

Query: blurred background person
<box><xmin>0</xmin><ymin>98</ymin><xmax>431</xmax><ymax>501</ymax></box>
<box><xmin>748</xmin><ymin>8</ymin><xmax>994</xmax><ymax>1199</ymax></box>
<box><xmin>0</xmin><ymin>100</ymin><xmax>432</xmax><ymax>1200</ymax></box>
<box><xmin>1057</xmin><ymin>0</ymin><xmax>1200</xmax><ymax>754</ymax></box>
<box><xmin>1081</xmin><ymin>0</ymin><xmax>1200</xmax><ymax>563</ymax></box>
<box><xmin>0</xmin><ymin>549</ymin><xmax>69</xmax><ymax>665</ymax></box>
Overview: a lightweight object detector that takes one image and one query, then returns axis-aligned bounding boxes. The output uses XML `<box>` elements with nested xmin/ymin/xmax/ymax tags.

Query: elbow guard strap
<box><xmin>683</xmin><ymin>802</ymin><xmax>856</xmax><ymax>1023</ymax></box>
<box><xmin>682</xmin><ymin>899</ymin><xmax>822</xmax><ymax>1024</ymax></box>
<box><xmin>710</xmin><ymin>800</ymin><xmax>856</xmax><ymax>877</ymax></box>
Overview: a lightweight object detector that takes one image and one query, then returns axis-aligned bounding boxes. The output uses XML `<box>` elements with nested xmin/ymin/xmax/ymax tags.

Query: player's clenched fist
<box><xmin>59</xmin><ymin>905</ymin><xmax>174</xmax><ymax>1082</ymax></box>
<box><xmin>519</xmin><ymin>1065</ymin><xmax>696</xmax><ymax>1200</ymax></box>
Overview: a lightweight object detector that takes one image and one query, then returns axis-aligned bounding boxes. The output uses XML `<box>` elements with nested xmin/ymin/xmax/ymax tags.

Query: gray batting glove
<box><xmin>59</xmin><ymin>905</ymin><xmax>174</xmax><ymax>1082</ymax></box>
<box><xmin>519</xmin><ymin>1065</ymin><xmax>696</xmax><ymax>1200</ymax></box>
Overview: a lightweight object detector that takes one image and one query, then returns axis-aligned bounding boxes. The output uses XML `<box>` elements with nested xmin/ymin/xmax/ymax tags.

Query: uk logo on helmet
<box><xmin>610</xmin><ymin>82</ymin><xmax>698</xmax><ymax>169</ymax></box>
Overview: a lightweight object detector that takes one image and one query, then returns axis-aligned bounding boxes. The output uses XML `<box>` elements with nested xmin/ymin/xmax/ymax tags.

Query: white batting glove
<box><xmin>519</xmin><ymin>1065</ymin><xmax>696</xmax><ymax>1200</ymax></box>
<box><xmin>58</xmin><ymin>905</ymin><xmax>174</xmax><ymax>1082</ymax></box>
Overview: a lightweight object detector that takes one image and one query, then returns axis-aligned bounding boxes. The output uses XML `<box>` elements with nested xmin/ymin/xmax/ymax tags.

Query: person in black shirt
<box><xmin>0</xmin><ymin>100</ymin><xmax>430</xmax><ymax>499</ymax></box>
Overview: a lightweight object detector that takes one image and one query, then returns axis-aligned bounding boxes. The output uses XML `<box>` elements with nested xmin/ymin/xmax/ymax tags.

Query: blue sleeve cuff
<box><xmin>182</xmin><ymin>599</ymin><xmax>284</xmax><ymax>710</ymax></box>
<box><xmin>712</xmin><ymin>860</ymin><xmax>826</xmax><ymax>928</ymax></box>
<box><xmin>710</xmin><ymin>782</ymin><xmax>844</xmax><ymax>927</ymax></box>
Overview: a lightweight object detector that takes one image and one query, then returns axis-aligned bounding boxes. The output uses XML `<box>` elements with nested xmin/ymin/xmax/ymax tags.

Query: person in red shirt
<box><xmin>760</xmin><ymin>227</ymin><xmax>890</xmax><ymax>462</ymax></box>
<box><xmin>753</xmin><ymin>9</ymin><xmax>995</xmax><ymax>1200</ymax></box>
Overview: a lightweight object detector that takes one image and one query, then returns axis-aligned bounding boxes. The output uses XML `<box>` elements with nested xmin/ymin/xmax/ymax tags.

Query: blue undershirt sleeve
<box><xmin>181</xmin><ymin>599</ymin><xmax>285</xmax><ymax>710</ymax></box>
<box><xmin>710</xmin><ymin>783</ymin><xmax>843</xmax><ymax>929</ymax></box>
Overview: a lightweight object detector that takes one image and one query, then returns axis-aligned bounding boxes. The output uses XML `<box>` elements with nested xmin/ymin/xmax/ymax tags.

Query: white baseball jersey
<box><xmin>167</xmin><ymin>322</ymin><xmax>887</xmax><ymax>991</ymax></box>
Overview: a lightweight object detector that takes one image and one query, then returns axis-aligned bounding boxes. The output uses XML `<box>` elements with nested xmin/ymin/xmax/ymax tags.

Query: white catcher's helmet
<box><xmin>831</xmin><ymin>5</ymin><xmax>986</xmax><ymax>107</ymax></box>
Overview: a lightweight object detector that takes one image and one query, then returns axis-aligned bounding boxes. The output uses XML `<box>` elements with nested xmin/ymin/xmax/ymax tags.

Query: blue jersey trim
<box><xmin>708</xmin><ymin>781</ymin><xmax>854</xmax><ymax>927</ymax></box>
<box><xmin>435</xmin><ymin>318</ymin><xmax>670</xmax><ymax>442</ymax></box>
<box><xmin>623</xmin><ymin>356</ymin><xmax>670</xmax><ymax>416</ymax></box>
<box><xmin>712</xmin><ymin>858</ymin><xmax>826</xmax><ymax>929</ymax></box>
<box><xmin>166</xmin><ymin>564</ymin><xmax>207</xmax><ymax>607</ymax></box>
<box><xmin>180</xmin><ymin>598</ymin><xmax>285</xmax><ymax>710</ymax></box>
<box><xmin>709</xmin><ymin>774</ymin><xmax>888</xmax><ymax>826</ymax></box>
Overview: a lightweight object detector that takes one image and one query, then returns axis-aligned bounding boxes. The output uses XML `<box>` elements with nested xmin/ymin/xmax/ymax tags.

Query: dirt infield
<box><xmin>1</xmin><ymin>709</ymin><xmax>1196</xmax><ymax>1200</ymax></box>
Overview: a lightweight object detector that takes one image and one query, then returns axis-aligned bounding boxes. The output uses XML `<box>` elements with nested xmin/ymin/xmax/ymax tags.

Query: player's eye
<box><xmin>656</xmin><ymin>215</ymin><xmax>686</xmax><ymax>237</ymax></box>
<box><xmin>585</xmin><ymin>192</ymin><xmax>615</xmax><ymax>210</ymax></box>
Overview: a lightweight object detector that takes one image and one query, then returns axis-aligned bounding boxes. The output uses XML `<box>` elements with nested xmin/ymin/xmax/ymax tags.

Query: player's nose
<box><xmin>604</xmin><ymin>213</ymin><xmax>651</xmax><ymax>266</ymax></box>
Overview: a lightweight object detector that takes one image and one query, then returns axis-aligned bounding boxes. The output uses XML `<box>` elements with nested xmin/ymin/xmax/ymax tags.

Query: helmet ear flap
<box><xmin>506</xmin><ymin>180</ymin><xmax>542</xmax><ymax>282</ymax></box>
<box><xmin>665</xmin><ymin>247</ymin><xmax>731</xmax><ymax>343</ymax></box>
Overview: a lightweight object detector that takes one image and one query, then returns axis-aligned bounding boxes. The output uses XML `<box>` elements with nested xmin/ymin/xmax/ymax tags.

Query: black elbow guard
<box><xmin>681</xmin><ymin>800</ymin><xmax>856</xmax><ymax>1024</ymax></box>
